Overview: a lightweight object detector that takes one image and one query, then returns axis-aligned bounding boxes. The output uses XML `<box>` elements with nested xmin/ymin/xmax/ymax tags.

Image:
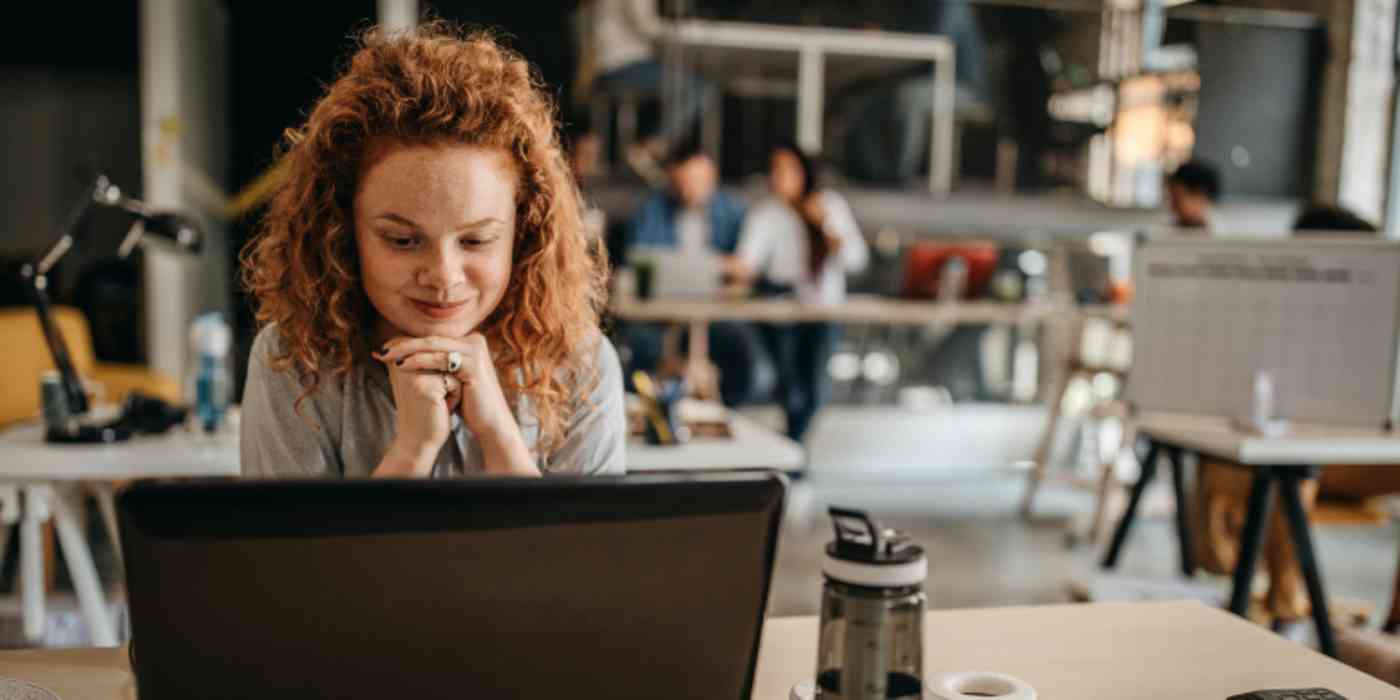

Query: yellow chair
<box><xmin>0</xmin><ymin>306</ymin><xmax>181</xmax><ymax>428</ymax></box>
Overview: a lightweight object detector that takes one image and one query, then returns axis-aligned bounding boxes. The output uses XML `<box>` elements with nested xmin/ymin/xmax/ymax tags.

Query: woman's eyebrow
<box><xmin>374</xmin><ymin>212</ymin><xmax>421</xmax><ymax>229</ymax></box>
<box><xmin>456</xmin><ymin>217</ymin><xmax>508</xmax><ymax>233</ymax></box>
<box><xmin>373</xmin><ymin>213</ymin><xmax>506</xmax><ymax>233</ymax></box>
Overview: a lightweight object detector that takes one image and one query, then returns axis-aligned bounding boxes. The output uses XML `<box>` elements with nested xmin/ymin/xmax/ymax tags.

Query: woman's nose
<box><xmin>417</xmin><ymin>247</ymin><xmax>465</xmax><ymax>292</ymax></box>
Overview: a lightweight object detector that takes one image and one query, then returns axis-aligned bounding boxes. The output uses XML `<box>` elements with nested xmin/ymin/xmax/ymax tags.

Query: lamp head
<box><xmin>140</xmin><ymin>212</ymin><xmax>204</xmax><ymax>253</ymax></box>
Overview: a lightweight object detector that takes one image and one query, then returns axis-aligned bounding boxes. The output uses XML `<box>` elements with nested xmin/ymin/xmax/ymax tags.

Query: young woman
<box><xmin>727</xmin><ymin>144</ymin><xmax>868</xmax><ymax>440</ymax></box>
<box><xmin>240</xmin><ymin>24</ymin><xmax>625</xmax><ymax>478</ymax></box>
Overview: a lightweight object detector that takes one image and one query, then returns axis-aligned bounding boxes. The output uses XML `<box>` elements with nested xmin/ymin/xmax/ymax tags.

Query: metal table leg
<box><xmin>1167</xmin><ymin>447</ymin><xmax>1195</xmax><ymax>576</ymax></box>
<box><xmin>1228</xmin><ymin>468</ymin><xmax>1276</xmax><ymax>616</ymax></box>
<box><xmin>1276</xmin><ymin>465</ymin><xmax>1336</xmax><ymax>658</ymax></box>
<box><xmin>1102</xmin><ymin>440</ymin><xmax>1161</xmax><ymax>568</ymax></box>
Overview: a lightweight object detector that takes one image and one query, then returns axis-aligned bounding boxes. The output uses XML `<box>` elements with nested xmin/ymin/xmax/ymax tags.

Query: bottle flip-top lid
<box><xmin>822</xmin><ymin>507</ymin><xmax>927</xmax><ymax>588</ymax></box>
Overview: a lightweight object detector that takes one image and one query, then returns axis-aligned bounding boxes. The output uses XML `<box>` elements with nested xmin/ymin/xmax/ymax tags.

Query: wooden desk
<box><xmin>755</xmin><ymin>601</ymin><xmax>1400</xmax><ymax>699</ymax></box>
<box><xmin>4</xmin><ymin>602</ymin><xmax>1397</xmax><ymax>699</ymax></box>
<box><xmin>612</xmin><ymin>295</ymin><xmax>1057</xmax><ymax>326</ymax></box>
<box><xmin>612</xmin><ymin>295</ymin><xmax>1066</xmax><ymax>399</ymax></box>
<box><xmin>1102</xmin><ymin>412</ymin><xmax>1400</xmax><ymax>659</ymax></box>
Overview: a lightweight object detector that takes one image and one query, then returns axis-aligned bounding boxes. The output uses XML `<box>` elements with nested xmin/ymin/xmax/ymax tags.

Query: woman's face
<box><xmin>769</xmin><ymin>149</ymin><xmax>805</xmax><ymax>202</ymax></box>
<box><xmin>354</xmin><ymin>143</ymin><xmax>517</xmax><ymax>341</ymax></box>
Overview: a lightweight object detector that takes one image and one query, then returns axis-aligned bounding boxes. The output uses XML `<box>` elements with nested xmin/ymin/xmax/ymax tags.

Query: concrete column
<box><xmin>377</xmin><ymin>0</ymin><xmax>419</xmax><ymax>31</ymax></box>
<box><xmin>139</xmin><ymin>0</ymin><xmax>231</xmax><ymax>382</ymax></box>
<box><xmin>1338</xmin><ymin>0</ymin><xmax>1397</xmax><ymax>223</ymax></box>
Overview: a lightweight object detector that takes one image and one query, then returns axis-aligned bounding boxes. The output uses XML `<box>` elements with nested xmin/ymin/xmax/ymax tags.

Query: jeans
<box><xmin>845</xmin><ymin>77</ymin><xmax>936</xmax><ymax>184</ymax></box>
<box><xmin>760</xmin><ymin>322</ymin><xmax>839</xmax><ymax>441</ymax></box>
<box><xmin>593</xmin><ymin>60</ymin><xmax>710</xmax><ymax>145</ymax></box>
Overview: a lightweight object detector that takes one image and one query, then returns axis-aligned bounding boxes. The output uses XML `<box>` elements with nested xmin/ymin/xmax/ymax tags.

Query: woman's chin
<box><xmin>387</xmin><ymin>315</ymin><xmax>476</xmax><ymax>339</ymax></box>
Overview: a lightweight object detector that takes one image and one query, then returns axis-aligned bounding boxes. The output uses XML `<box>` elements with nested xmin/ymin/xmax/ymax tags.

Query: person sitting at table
<box><xmin>574</xmin><ymin>0</ymin><xmax>710</xmax><ymax>183</ymax></box>
<box><xmin>1165</xmin><ymin>160</ymin><xmax>1225</xmax><ymax>234</ymax></box>
<box><xmin>724</xmin><ymin>144</ymin><xmax>869</xmax><ymax>440</ymax></box>
<box><xmin>240</xmin><ymin>23</ymin><xmax>625</xmax><ymax>479</ymax></box>
<box><xmin>1193</xmin><ymin>203</ymin><xmax>1396</xmax><ymax>629</ymax></box>
<box><xmin>621</xmin><ymin>143</ymin><xmax>773</xmax><ymax>407</ymax></box>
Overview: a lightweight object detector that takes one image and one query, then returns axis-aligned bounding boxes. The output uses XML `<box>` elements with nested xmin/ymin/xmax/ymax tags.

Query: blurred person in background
<box><xmin>575</xmin><ymin>0</ymin><xmax>710</xmax><ymax>182</ymax></box>
<box><xmin>622</xmin><ymin>143</ymin><xmax>772</xmax><ymax>407</ymax></box>
<box><xmin>726</xmin><ymin>144</ymin><xmax>868</xmax><ymax>440</ymax></box>
<box><xmin>1193</xmin><ymin>203</ymin><xmax>1392</xmax><ymax>631</ymax></box>
<box><xmin>843</xmin><ymin>0</ymin><xmax>989</xmax><ymax>185</ymax></box>
<box><xmin>1166</xmin><ymin>160</ymin><xmax>1224</xmax><ymax>233</ymax></box>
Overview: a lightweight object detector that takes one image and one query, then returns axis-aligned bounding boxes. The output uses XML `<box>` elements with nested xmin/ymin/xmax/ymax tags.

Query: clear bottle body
<box><xmin>815</xmin><ymin>580</ymin><xmax>925</xmax><ymax>699</ymax></box>
<box><xmin>185</xmin><ymin>353</ymin><xmax>230</xmax><ymax>434</ymax></box>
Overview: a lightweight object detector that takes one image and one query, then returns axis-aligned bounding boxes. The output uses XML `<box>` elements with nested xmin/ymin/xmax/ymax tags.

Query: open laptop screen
<box><xmin>119</xmin><ymin>473</ymin><xmax>785</xmax><ymax>700</ymax></box>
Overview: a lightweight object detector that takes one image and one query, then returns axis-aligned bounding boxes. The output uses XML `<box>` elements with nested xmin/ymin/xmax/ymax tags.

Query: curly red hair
<box><xmin>241</xmin><ymin>23</ymin><xmax>608</xmax><ymax>455</ymax></box>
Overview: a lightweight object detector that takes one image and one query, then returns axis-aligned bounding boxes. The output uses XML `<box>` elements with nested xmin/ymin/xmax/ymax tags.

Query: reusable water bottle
<box><xmin>186</xmin><ymin>312</ymin><xmax>232</xmax><ymax>434</ymax></box>
<box><xmin>815</xmin><ymin>508</ymin><xmax>927</xmax><ymax>699</ymax></box>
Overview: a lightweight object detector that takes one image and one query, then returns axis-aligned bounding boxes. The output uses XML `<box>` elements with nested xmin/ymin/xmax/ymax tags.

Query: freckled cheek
<box><xmin>465</xmin><ymin>251</ymin><xmax>513</xmax><ymax>305</ymax></box>
<box><xmin>360</xmin><ymin>251</ymin><xmax>417</xmax><ymax>297</ymax></box>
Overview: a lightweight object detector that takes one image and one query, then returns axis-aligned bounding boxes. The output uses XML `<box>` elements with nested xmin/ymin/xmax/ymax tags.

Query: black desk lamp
<box><xmin>19</xmin><ymin>174</ymin><xmax>204</xmax><ymax>443</ymax></box>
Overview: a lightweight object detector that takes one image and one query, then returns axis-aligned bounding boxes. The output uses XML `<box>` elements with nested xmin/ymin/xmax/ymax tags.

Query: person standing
<box><xmin>727</xmin><ymin>144</ymin><xmax>868</xmax><ymax>440</ymax></box>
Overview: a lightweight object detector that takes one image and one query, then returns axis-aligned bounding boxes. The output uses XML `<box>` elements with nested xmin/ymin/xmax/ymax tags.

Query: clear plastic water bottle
<box><xmin>186</xmin><ymin>312</ymin><xmax>232</xmax><ymax>434</ymax></box>
<box><xmin>814</xmin><ymin>508</ymin><xmax>927</xmax><ymax>699</ymax></box>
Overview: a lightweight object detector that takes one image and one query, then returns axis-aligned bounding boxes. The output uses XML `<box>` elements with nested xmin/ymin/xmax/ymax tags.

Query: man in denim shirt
<box><xmin>621</xmin><ymin>145</ymin><xmax>773</xmax><ymax>407</ymax></box>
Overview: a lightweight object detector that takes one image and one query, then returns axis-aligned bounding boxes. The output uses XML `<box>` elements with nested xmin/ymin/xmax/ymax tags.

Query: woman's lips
<box><xmin>409</xmin><ymin>298</ymin><xmax>468</xmax><ymax>319</ymax></box>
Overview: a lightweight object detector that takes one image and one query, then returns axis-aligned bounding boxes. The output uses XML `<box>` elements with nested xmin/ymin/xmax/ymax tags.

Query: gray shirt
<box><xmin>240</xmin><ymin>325</ymin><xmax>627</xmax><ymax>478</ymax></box>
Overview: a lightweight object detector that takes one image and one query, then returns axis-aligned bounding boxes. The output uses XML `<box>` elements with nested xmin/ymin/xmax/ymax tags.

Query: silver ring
<box><xmin>446</xmin><ymin>351</ymin><xmax>463</xmax><ymax>374</ymax></box>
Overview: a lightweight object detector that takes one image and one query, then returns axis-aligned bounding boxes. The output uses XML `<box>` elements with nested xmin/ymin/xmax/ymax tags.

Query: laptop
<box><xmin>631</xmin><ymin>246</ymin><xmax>725</xmax><ymax>298</ymax></box>
<box><xmin>118</xmin><ymin>473</ymin><xmax>786</xmax><ymax>700</ymax></box>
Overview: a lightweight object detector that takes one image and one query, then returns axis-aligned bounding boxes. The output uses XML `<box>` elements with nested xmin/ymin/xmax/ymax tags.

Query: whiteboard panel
<box><xmin>1127</xmin><ymin>236</ymin><xmax>1400</xmax><ymax>427</ymax></box>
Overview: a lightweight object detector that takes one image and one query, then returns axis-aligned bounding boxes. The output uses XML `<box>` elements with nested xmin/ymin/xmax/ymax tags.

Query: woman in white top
<box><xmin>726</xmin><ymin>144</ymin><xmax>869</xmax><ymax>439</ymax></box>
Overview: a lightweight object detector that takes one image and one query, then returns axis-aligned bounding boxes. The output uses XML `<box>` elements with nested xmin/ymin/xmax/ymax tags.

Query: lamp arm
<box><xmin>19</xmin><ymin>175</ymin><xmax>116</xmax><ymax>416</ymax></box>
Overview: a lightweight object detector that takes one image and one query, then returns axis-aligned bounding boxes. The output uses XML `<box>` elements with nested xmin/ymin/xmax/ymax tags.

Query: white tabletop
<box><xmin>1135</xmin><ymin>411</ymin><xmax>1400</xmax><ymax>465</ymax></box>
<box><xmin>0</xmin><ymin>422</ymin><xmax>240</xmax><ymax>481</ymax></box>
<box><xmin>627</xmin><ymin>410</ymin><xmax>804</xmax><ymax>473</ymax></box>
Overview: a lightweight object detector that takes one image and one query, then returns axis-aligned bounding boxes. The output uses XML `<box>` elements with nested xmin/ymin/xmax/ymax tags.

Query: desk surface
<box><xmin>1135</xmin><ymin>412</ymin><xmax>1400</xmax><ymax>465</ymax></box>
<box><xmin>2</xmin><ymin>602</ymin><xmax>1394</xmax><ymax>699</ymax></box>
<box><xmin>628</xmin><ymin>410</ymin><xmax>804</xmax><ymax>472</ymax></box>
<box><xmin>754</xmin><ymin>601</ymin><xmax>1400</xmax><ymax>699</ymax></box>
<box><xmin>0</xmin><ymin>423</ymin><xmax>240</xmax><ymax>481</ymax></box>
<box><xmin>612</xmin><ymin>294</ymin><xmax>1062</xmax><ymax>325</ymax></box>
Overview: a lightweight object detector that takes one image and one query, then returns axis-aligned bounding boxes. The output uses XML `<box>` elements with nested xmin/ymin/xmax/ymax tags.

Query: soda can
<box><xmin>39</xmin><ymin>371</ymin><xmax>70</xmax><ymax>430</ymax></box>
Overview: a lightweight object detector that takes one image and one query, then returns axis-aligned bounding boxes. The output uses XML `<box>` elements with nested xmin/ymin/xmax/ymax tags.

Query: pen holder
<box><xmin>642</xmin><ymin>395</ymin><xmax>682</xmax><ymax>445</ymax></box>
<box><xmin>634</xmin><ymin>372</ymin><xmax>687</xmax><ymax>446</ymax></box>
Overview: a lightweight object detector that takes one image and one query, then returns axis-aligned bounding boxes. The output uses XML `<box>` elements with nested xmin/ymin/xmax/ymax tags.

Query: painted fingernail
<box><xmin>380</xmin><ymin>344</ymin><xmax>390</xmax><ymax>355</ymax></box>
<box><xmin>395</xmin><ymin>358</ymin><xmax>404</xmax><ymax>366</ymax></box>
